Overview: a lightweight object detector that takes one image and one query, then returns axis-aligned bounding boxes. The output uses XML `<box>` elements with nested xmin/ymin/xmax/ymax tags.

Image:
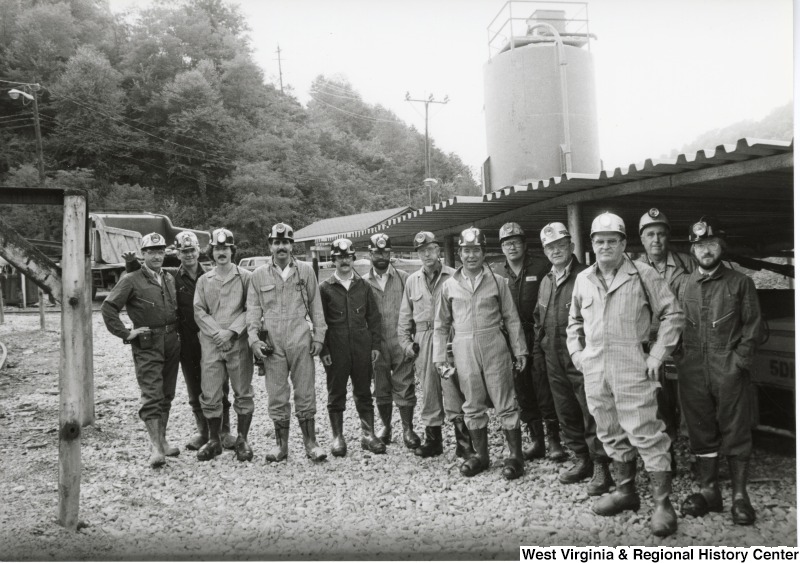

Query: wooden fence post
<box><xmin>39</xmin><ymin>289</ymin><xmax>45</xmax><ymax>330</ymax></box>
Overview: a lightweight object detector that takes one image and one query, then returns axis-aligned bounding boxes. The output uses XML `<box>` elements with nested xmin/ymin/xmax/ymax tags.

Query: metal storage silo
<box><xmin>483</xmin><ymin>2</ymin><xmax>600</xmax><ymax>191</ymax></box>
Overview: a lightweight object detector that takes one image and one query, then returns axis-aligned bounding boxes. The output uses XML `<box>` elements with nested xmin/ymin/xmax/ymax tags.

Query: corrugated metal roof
<box><xmin>294</xmin><ymin>206</ymin><xmax>412</xmax><ymax>243</ymax></box>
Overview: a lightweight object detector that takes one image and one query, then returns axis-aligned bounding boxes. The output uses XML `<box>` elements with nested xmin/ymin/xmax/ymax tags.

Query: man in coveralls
<box><xmin>319</xmin><ymin>238</ymin><xmax>385</xmax><ymax>456</ymax></box>
<box><xmin>532</xmin><ymin>222</ymin><xmax>613</xmax><ymax>495</ymax></box>
<box><xmin>124</xmin><ymin>232</ymin><xmax>235</xmax><ymax>451</ymax></box>
<box><xmin>398</xmin><ymin>231</ymin><xmax>474</xmax><ymax>459</ymax></box>
<box><xmin>102</xmin><ymin>232</ymin><xmax>180</xmax><ymax>468</ymax></box>
<box><xmin>675</xmin><ymin>217</ymin><xmax>762</xmax><ymax>526</ymax></box>
<box><xmin>567</xmin><ymin>212</ymin><xmax>684</xmax><ymax>537</ymax></box>
<box><xmin>363</xmin><ymin>233</ymin><xmax>420</xmax><ymax>450</ymax></box>
<box><xmin>434</xmin><ymin>227</ymin><xmax>528</xmax><ymax>480</ymax></box>
<box><xmin>193</xmin><ymin>228</ymin><xmax>254</xmax><ymax>462</ymax></box>
<box><xmin>496</xmin><ymin>222</ymin><xmax>566</xmax><ymax>462</ymax></box>
<box><xmin>247</xmin><ymin>222</ymin><xmax>328</xmax><ymax>462</ymax></box>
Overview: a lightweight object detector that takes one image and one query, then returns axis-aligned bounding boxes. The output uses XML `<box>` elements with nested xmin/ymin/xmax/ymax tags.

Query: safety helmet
<box><xmin>368</xmin><ymin>233</ymin><xmax>392</xmax><ymax>251</ymax></box>
<box><xmin>689</xmin><ymin>216</ymin><xmax>726</xmax><ymax>243</ymax></box>
<box><xmin>141</xmin><ymin>232</ymin><xmax>166</xmax><ymax>250</ymax></box>
<box><xmin>330</xmin><ymin>238</ymin><xmax>356</xmax><ymax>257</ymax></box>
<box><xmin>540</xmin><ymin>222</ymin><xmax>570</xmax><ymax>247</ymax></box>
<box><xmin>639</xmin><ymin>208</ymin><xmax>671</xmax><ymax>235</ymax></box>
<box><xmin>211</xmin><ymin>228</ymin><xmax>235</xmax><ymax>247</ymax></box>
<box><xmin>268</xmin><ymin>222</ymin><xmax>294</xmax><ymax>242</ymax></box>
<box><xmin>413</xmin><ymin>231</ymin><xmax>438</xmax><ymax>250</ymax></box>
<box><xmin>499</xmin><ymin>222</ymin><xmax>525</xmax><ymax>243</ymax></box>
<box><xmin>458</xmin><ymin>227</ymin><xmax>486</xmax><ymax>247</ymax></box>
<box><xmin>590</xmin><ymin>212</ymin><xmax>626</xmax><ymax>238</ymax></box>
<box><xmin>174</xmin><ymin>231</ymin><xmax>199</xmax><ymax>250</ymax></box>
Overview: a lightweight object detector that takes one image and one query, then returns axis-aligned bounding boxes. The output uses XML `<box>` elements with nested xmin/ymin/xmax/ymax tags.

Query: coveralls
<box><xmin>194</xmin><ymin>266</ymin><xmax>254</xmax><ymax>418</ymax></box>
<box><xmin>674</xmin><ymin>264</ymin><xmax>762</xmax><ymax>458</ymax></box>
<box><xmin>533</xmin><ymin>255</ymin><xmax>608</xmax><ymax>462</ymax></box>
<box><xmin>434</xmin><ymin>265</ymin><xmax>527</xmax><ymax>430</ymax></box>
<box><xmin>320</xmin><ymin>275</ymin><xmax>382</xmax><ymax>417</ymax></box>
<box><xmin>566</xmin><ymin>258</ymin><xmax>684</xmax><ymax>472</ymax></box>
<box><xmin>364</xmin><ymin>265</ymin><xmax>416</xmax><ymax>408</ymax></box>
<box><xmin>246</xmin><ymin>259</ymin><xmax>327</xmax><ymax>421</ymax></box>
<box><xmin>102</xmin><ymin>268</ymin><xmax>180</xmax><ymax>422</ymax></box>
<box><xmin>398</xmin><ymin>264</ymin><xmax>468</xmax><ymax>426</ymax></box>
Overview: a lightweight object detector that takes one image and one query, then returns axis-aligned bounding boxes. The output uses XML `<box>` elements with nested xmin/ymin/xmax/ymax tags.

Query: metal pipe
<box><xmin>755</xmin><ymin>424</ymin><xmax>795</xmax><ymax>440</ymax></box>
<box><xmin>567</xmin><ymin>203</ymin><xmax>583</xmax><ymax>263</ymax></box>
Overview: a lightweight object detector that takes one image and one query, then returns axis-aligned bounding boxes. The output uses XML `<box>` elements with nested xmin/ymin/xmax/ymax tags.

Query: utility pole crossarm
<box><xmin>405</xmin><ymin>93</ymin><xmax>449</xmax><ymax>181</ymax></box>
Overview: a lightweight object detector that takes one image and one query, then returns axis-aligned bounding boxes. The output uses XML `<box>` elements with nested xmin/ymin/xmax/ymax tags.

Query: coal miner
<box><xmin>246</xmin><ymin>222</ymin><xmax>328</xmax><ymax>463</ymax></box>
<box><xmin>102</xmin><ymin>232</ymin><xmax>181</xmax><ymax>468</ymax></box>
<box><xmin>434</xmin><ymin>227</ymin><xmax>528</xmax><ymax>480</ymax></box>
<box><xmin>397</xmin><ymin>231</ymin><xmax>474</xmax><ymax>460</ymax></box>
<box><xmin>496</xmin><ymin>222</ymin><xmax>567</xmax><ymax>463</ymax></box>
<box><xmin>675</xmin><ymin>217</ymin><xmax>763</xmax><ymax>526</ymax></box>
<box><xmin>362</xmin><ymin>233</ymin><xmax>420</xmax><ymax>450</ymax></box>
<box><xmin>319</xmin><ymin>238</ymin><xmax>386</xmax><ymax>456</ymax></box>
<box><xmin>566</xmin><ymin>212</ymin><xmax>684</xmax><ymax>537</ymax></box>
<box><xmin>532</xmin><ymin>222</ymin><xmax>613</xmax><ymax>495</ymax></box>
<box><xmin>193</xmin><ymin>228</ymin><xmax>254</xmax><ymax>463</ymax></box>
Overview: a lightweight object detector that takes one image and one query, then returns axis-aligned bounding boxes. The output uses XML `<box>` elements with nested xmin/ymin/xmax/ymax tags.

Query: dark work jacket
<box><xmin>102</xmin><ymin>268</ymin><xmax>178</xmax><ymax>341</ymax></box>
<box><xmin>532</xmin><ymin>255</ymin><xmax>588</xmax><ymax>360</ymax></box>
<box><xmin>319</xmin><ymin>275</ymin><xmax>382</xmax><ymax>357</ymax></box>
<box><xmin>495</xmin><ymin>253</ymin><xmax>551</xmax><ymax>338</ymax></box>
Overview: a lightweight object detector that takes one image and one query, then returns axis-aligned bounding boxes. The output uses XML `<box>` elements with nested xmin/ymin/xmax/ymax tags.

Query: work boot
<box><xmin>298</xmin><ymin>417</ymin><xmax>327</xmax><ymax>462</ymax></box>
<box><xmin>650</xmin><ymin>471</ymin><xmax>678</xmax><ymax>537</ymax></box>
<box><xmin>523</xmin><ymin>420</ymin><xmax>546</xmax><ymax>460</ymax></box>
<box><xmin>144</xmin><ymin>418</ymin><xmax>166</xmax><ymax>468</ymax></box>
<box><xmin>398</xmin><ymin>405</ymin><xmax>421</xmax><ymax>449</ymax></box>
<box><xmin>197</xmin><ymin>417</ymin><xmax>222</xmax><ymax>461</ymax></box>
<box><xmin>502</xmin><ymin>427</ymin><xmax>525</xmax><ymax>480</ymax></box>
<box><xmin>329</xmin><ymin>411</ymin><xmax>347</xmax><ymax>457</ymax></box>
<box><xmin>545</xmin><ymin>419</ymin><xmax>568</xmax><ymax>462</ymax></box>
<box><xmin>376</xmin><ymin>403</ymin><xmax>393</xmax><ymax>445</ymax></box>
<box><xmin>729</xmin><ymin>456</ymin><xmax>756</xmax><ymax>525</ymax></box>
<box><xmin>681</xmin><ymin>456</ymin><xmax>723</xmax><ymax>517</ymax></box>
<box><xmin>160</xmin><ymin>411</ymin><xmax>180</xmax><ymax>457</ymax></box>
<box><xmin>359</xmin><ymin>410</ymin><xmax>387</xmax><ymax>454</ymax></box>
<box><xmin>265</xmin><ymin>419</ymin><xmax>290</xmax><ymax>462</ymax></box>
<box><xmin>414</xmin><ymin>426</ymin><xmax>443</xmax><ymax>458</ymax></box>
<box><xmin>559</xmin><ymin>453</ymin><xmax>593</xmax><ymax>484</ymax></box>
<box><xmin>586</xmin><ymin>459</ymin><xmax>614</xmax><ymax>496</ymax></box>
<box><xmin>460</xmin><ymin>426</ymin><xmax>490</xmax><ymax>477</ymax></box>
<box><xmin>453</xmin><ymin>417</ymin><xmax>476</xmax><ymax>460</ymax></box>
<box><xmin>235</xmin><ymin>413</ymin><xmax>254</xmax><ymax>462</ymax></box>
<box><xmin>186</xmin><ymin>410</ymin><xmax>208</xmax><ymax>451</ymax></box>
<box><xmin>221</xmin><ymin>402</ymin><xmax>236</xmax><ymax>450</ymax></box>
<box><xmin>593</xmin><ymin>460</ymin><xmax>641</xmax><ymax>516</ymax></box>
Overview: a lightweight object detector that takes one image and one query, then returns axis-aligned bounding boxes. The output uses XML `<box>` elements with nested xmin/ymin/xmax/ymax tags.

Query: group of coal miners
<box><xmin>102</xmin><ymin>209</ymin><xmax>762</xmax><ymax>539</ymax></box>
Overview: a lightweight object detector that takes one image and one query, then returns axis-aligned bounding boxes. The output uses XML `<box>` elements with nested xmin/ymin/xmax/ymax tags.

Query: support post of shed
<box><xmin>567</xmin><ymin>203</ymin><xmax>584</xmax><ymax>264</ymax></box>
<box><xmin>443</xmin><ymin>235</ymin><xmax>455</xmax><ymax>268</ymax></box>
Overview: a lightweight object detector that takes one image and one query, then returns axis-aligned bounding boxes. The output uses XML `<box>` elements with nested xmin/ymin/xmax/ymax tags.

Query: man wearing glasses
<box><xmin>567</xmin><ymin>212</ymin><xmax>684</xmax><ymax>537</ymax></box>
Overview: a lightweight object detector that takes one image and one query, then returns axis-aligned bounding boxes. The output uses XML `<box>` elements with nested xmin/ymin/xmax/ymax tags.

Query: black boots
<box><xmin>453</xmin><ymin>417</ymin><xmax>475</xmax><ymax>460</ymax></box>
<box><xmin>235</xmin><ymin>413</ymin><xmax>253</xmax><ymax>462</ymax></box>
<box><xmin>359</xmin><ymin>410</ymin><xmax>387</xmax><ymax>454</ymax></box>
<box><xmin>559</xmin><ymin>454</ymin><xmax>593</xmax><ymax>484</ymax></box>
<box><xmin>265</xmin><ymin>419</ymin><xmax>290</xmax><ymax>462</ymax></box>
<box><xmin>729</xmin><ymin>456</ymin><xmax>756</xmax><ymax>525</ymax></box>
<box><xmin>415</xmin><ymin>426</ymin><xmax>444</xmax><ymax>458</ymax></box>
<box><xmin>376</xmin><ymin>403</ymin><xmax>393</xmax><ymax>445</ymax></box>
<box><xmin>681</xmin><ymin>456</ymin><xmax>723</xmax><ymax>517</ymax></box>
<box><xmin>160</xmin><ymin>411</ymin><xmax>180</xmax><ymax>457</ymax></box>
<box><xmin>221</xmin><ymin>403</ymin><xmax>236</xmax><ymax>450</ymax></box>
<box><xmin>593</xmin><ymin>460</ymin><xmax>641</xmax><ymax>515</ymax></box>
<box><xmin>544</xmin><ymin>419</ymin><xmax>568</xmax><ymax>462</ymax></box>
<box><xmin>197</xmin><ymin>417</ymin><xmax>222</xmax><ymax>461</ymax></box>
<box><xmin>298</xmin><ymin>417</ymin><xmax>327</xmax><ymax>462</ymax></box>
<box><xmin>329</xmin><ymin>411</ymin><xmax>347</xmax><ymax>457</ymax></box>
<box><xmin>186</xmin><ymin>410</ymin><xmax>208</xmax><ymax>451</ymax></box>
<box><xmin>650</xmin><ymin>471</ymin><xmax>678</xmax><ymax>537</ymax></box>
<box><xmin>398</xmin><ymin>405</ymin><xmax>421</xmax><ymax>449</ymax></box>
<box><xmin>460</xmin><ymin>427</ymin><xmax>490</xmax><ymax>477</ymax></box>
<box><xmin>144</xmin><ymin>418</ymin><xmax>166</xmax><ymax>468</ymax></box>
<box><xmin>586</xmin><ymin>459</ymin><xmax>614</xmax><ymax>496</ymax></box>
<box><xmin>501</xmin><ymin>427</ymin><xmax>524</xmax><ymax>480</ymax></box>
<box><xmin>523</xmin><ymin>420</ymin><xmax>546</xmax><ymax>460</ymax></box>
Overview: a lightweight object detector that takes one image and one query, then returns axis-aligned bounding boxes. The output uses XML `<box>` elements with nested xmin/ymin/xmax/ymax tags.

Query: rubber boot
<box><xmin>501</xmin><ymin>427</ymin><xmax>525</xmax><ymax>480</ymax></box>
<box><xmin>523</xmin><ymin>420</ymin><xmax>545</xmax><ymax>460</ymax></box>
<box><xmin>593</xmin><ymin>460</ymin><xmax>641</xmax><ymax>516</ymax></box>
<box><xmin>376</xmin><ymin>403</ymin><xmax>393</xmax><ymax>445</ymax></box>
<box><xmin>729</xmin><ymin>456</ymin><xmax>756</xmax><ymax>525</ymax></box>
<box><xmin>329</xmin><ymin>411</ymin><xmax>347</xmax><ymax>457</ymax></box>
<box><xmin>144</xmin><ymin>418</ymin><xmax>166</xmax><ymax>468</ymax></box>
<box><xmin>298</xmin><ymin>417</ymin><xmax>327</xmax><ymax>462</ymax></box>
<box><xmin>453</xmin><ymin>417</ymin><xmax>476</xmax><ymax>460</ymax></box>
<box><xmin>235</xmin><ymin>413</ymin><xmax>254</xmax><ymax>462</ymax></box>
<box><xmin>559</xmin><ymin>453</ymin><xmax>593</xmax><ymax>484</ymax></box>
<box><xmin>545</xmin><ymin>419</ymin><xmax>568</xmax><ymax>462</ymax></box>
<box><xmin>650</xmin><ymin>471</ymin><xmax>678</xmax><ymax>537</ymax></box>
<box><xmin>265</xmin><ymin>419</ymin><xmax>290</xmax><ymax>462</ymax></box>
<box><xmin>398</xmin><ymin>405</ymin><xmax>421</xmax><ymax>449</ymax></box>
<box><xmin>359</xmin><ymin>410</ymin><xmax>387</xmax><ymax>454</ymax></box>
<box><xmin>196</xmin><ymin>417</ymin><xmax>222</xmax><ymax>461</ymax></box>
<box><xmin>460</xmin><ymin>427</ymin><xmax>490</xmax><ymax>477</ymax></box>
<box><xmin>220</xmin><ymin>402</ymin><xmax>236</xmax><ymax>450</ymax></box>
<box><xmin>681</xmin><ymin>456</ymin><xmax>723</xmax><ymax>517</ymax></box>
<box><xmin>414</xmin><ymin>426</ymin><xmax>443</xmax><ymax>458</ymax></box>
<box><xmin>186</xmin><ymin>410</ymin><xmax>208</xmax><ymax>451</ymax></box>
<box><xmin>586</xmin><ymin>459</ymin><xmax>615</xmax><ymax>496</ymax></box>
<box><xmin>159</xmin><ymin>411</ymin><xmax>180</xmax><ymax>457</ymax></box>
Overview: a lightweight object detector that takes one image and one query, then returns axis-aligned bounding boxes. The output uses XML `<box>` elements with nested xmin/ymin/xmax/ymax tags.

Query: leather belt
<box><xmin>149</xmin><ymin>323</ymin><xmax>177</xmax><ymax>335</ymax></box>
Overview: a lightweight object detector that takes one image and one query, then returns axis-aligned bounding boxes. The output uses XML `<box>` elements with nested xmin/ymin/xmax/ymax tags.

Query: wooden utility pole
<box><xmin>276</xmin><ymin>44</ymin><xmax>284</xmax><ymax>94</ymax></box>
<box><xmin>405</xmin><ymin>93</ymin><xmax>449</xmax><ymax>178</ymax></box>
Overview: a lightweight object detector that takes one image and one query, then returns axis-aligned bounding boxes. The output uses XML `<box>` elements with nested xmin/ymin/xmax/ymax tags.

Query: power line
<box><xmin>308</xmin><ymin>93</ymin><xmax>404</xmax><ymax>125</ymax></box>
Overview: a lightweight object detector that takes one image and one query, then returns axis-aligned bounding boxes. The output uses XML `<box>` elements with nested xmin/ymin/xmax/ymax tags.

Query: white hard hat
<box><xmin>590</xmin><ymin>212</ymin><xmax>626</xmax><ymax>238</ymax></box>
<box><xmin>141</xmin><ymin>232</ymin><xmax>167</xmax><ymax>250</ymax></box>
<box><xmin>639</xmin><ymin>208</ymin><xmax>670</xmax><ymax>235</ymax></box>
<box><xmin>540</xmin><ymin>222</ymin><xmax>570</xmax><ymax>246</ymax></box>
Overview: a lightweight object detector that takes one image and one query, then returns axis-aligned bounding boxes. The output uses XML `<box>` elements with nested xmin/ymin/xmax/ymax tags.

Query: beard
<box><xmin>698</xmin><ymin>253</ymin><xmax>723</xmax><ymax>271</ymax></box>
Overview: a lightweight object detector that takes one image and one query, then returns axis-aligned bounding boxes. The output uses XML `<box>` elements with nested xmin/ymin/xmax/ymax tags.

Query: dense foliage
<box><xmin>0</xmin><ymin>0</ymin><xmax>479</xmax><ymax>255</ymax></box>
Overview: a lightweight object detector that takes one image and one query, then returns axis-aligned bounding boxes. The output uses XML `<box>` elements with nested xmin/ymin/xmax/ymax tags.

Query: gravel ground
<box><xmin>0</xmin><ymin>311</ymin><xmax>796</xmax><ymax>560</ymax></box>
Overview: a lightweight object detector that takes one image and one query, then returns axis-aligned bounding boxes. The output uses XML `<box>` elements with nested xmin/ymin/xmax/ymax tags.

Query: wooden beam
<box><xmin>567</xmin><ymin>203</ymin><xmax>583</xmax><ymax>264</ymax></box>
<box><xmin>0</xmin><ymin>215</ymin><xmax>62</xmax><ymax>302</ymax></box>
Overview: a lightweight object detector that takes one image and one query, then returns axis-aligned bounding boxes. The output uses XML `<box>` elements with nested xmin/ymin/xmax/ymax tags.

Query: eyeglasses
<box><xmin>501</xmin><ymin>239</ymin><xmax>523</xmax><ymax>249</ymax></box>
<box><xmin>591</xmin><ymin>238</ymin><xmax>622</xmax><ymax>248</ymax></box>
<box><xmin>694</xmin><ymin>241</ymin><xmax>721</xmax><ymax>252</ymax></box>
